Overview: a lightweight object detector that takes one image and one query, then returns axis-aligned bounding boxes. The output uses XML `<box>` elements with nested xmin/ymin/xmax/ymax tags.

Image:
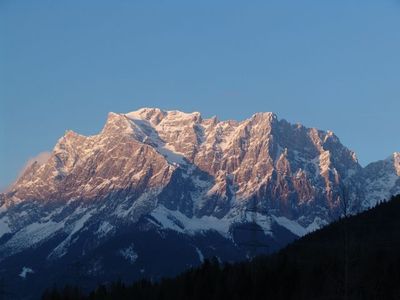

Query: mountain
<box><xmin>0</xmin><ymin>108</ymin><xmax>398</xmax><ymax>299</ymax></box>
<box><xmin>361</xmin><ymin>152</ymin><xmax>400</xmax><ymax>207</ymax></box>
<box><xmin>64</xmin><ymin>194</ymin><xmax>400</xmax><ymax>300</ymax></box>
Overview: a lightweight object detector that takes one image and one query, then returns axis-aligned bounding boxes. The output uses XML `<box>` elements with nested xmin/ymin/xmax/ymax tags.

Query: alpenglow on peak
<box><xmin>1</xmin><ymin>107</ymin><xmax>399</xmax><ymax>299</ymax></box>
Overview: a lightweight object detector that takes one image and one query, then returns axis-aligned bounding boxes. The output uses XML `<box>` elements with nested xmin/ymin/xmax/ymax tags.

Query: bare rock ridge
<box><xmin>0</xmin><ymin>108</ymin><xmax>398</xmax><ymax>298</ymax></box>
<box><xmin>2</xmin><ymin>108</ymin><xmax>398</xmax><ymax>236</ymax></box>
<box><xmin>4</xmin><ymin>108</ymin><xmax>361</xmax><ymax>210</ymax></box>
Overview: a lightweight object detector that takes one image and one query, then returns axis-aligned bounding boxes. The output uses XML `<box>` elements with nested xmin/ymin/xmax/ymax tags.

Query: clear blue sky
<box><xmin>1</xmin><ymin>0</ymin><xmax>400</xmax><ymax>189</ymax></box>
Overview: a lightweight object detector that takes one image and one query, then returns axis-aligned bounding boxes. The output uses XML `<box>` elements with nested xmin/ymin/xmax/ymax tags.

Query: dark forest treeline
<box><xmin>43</xmin><ymin>195</ymin><xmax>400</xmax><ymax>300</ymax></box>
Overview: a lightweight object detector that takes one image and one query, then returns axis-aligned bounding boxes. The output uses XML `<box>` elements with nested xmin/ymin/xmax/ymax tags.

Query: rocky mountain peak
<box><xmin>101</xmin><ymin>112</ymin><xmax>135</xmax><ymax>135</ymax></box>
<box><xmin>250</xmin><ymin>112</ymin><xmax>277</xmax><ymax>123</ymax></box>
<box><xmin>0</xmin><ymin>108</ymin><xmax>399</xmax><ymax>298</ymax></box>
<box><xmin>0</xmin><ymin>108</ymin><xmax>399</xmax><ymax>300</ymax></box>
<box><xmin>2</xmin><ymin>108</ymin><xmax>397</xmax><ymax>227</ymax></box>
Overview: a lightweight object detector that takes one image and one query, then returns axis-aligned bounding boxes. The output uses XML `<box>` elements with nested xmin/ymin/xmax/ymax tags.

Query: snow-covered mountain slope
<box><xmin>0</xmin><ymin>108</ymin><xmax>398</xmax><ymax>299</ymax></box>
<box><xmin>361</xmin><ymin>152</ymin><xmax>400</xmax><ymax>207</ymax></box>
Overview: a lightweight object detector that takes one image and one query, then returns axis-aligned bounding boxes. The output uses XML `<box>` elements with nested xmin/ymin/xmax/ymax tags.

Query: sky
<box><xmin>1</xmin><ymin>0</ymin><xmax>400</xmax><ymax>190</ymax></box>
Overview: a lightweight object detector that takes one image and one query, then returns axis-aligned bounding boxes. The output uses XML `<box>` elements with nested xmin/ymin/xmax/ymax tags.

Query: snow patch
<box><xmin>96</xmin><ymin>221</ymin><xmax>114</xmax><ymax>238</ymax></box>
<box><xmin>364</xmin><ymin>172</ymin><xmax>400</xmax><ymax>207</ymax></box>
<box><xmin>4</xmin><ymin>220</ymin><xmax>65</xmax><ymax>255</ymax></box>
<box><xmin>272</xmin><ymin>216</ymin><xmax>308</xmax><ymax>237</ymax></box>
<box><xmin>119</xmin><ymin>244</ymin><xmax>138</xmax><ymax>264</ymax></box>
<box><xmin>151</xmin><ymin>205</ymin><xmax>232</xmax><ymax>237</ymax></box>
<box><xmin>194</xmin><ymin>246</ymin><xmax>204</xmax><ymax>263</ymax></box>
<box><xmin>305</xmin><ymin>217</ymin><xmax>326</xmax><ymax>233</ymax></box>
<box><xmin>125</xmin><ymin>114</ymin><xmax>187</xmax><ymax>165</ymax></box>
<box><xmin>19</xmin><ymin>267</ymin><xmax>34</xmax><ymax>279</ymax></box>
<box><xmin>0</xmin><ymin>216</ymin><xmax>11</xmax><ymax>238</ymax></box>
<box><xmin>0</xmin><ymin>203</ymin><xmax>7</xmax><ymax>213</ymax></box>
<box><xmin>48</xmin><ymin>208</ymin><xmax>95</xmax><ymax>259</ymax></box>
<box><xmin>150</xmin><ymin>205</ymin><xmax>275</xmax><ymax>238</ymax></box>
<box><xmin>115</xmin><ymin>189</ymin><xmax>161</xmax><ymax>219</ymax></box>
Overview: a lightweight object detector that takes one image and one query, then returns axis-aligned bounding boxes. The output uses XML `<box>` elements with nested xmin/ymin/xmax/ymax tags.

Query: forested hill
<box><xmin>43</xmin><ymin>194</ymin><xmax>400</xmax><ymax>300</ymax></box>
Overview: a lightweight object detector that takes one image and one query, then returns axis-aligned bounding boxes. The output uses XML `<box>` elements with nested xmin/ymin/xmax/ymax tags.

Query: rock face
<box><xmin>361</xmin><ymin>152</ymin><xmax>400</xmax><ymax>207</ymax></box>
<box><xmin>0</xmin><ymin>108</ymin><xmax>398</xmax><ymax>299</ymax></box>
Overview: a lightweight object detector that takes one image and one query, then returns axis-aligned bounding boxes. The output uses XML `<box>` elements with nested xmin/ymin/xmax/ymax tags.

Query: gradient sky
<box><xmin>1</xmin><ymin>0</ymin><xmax>400</xmax><ymax>190</ymax></box>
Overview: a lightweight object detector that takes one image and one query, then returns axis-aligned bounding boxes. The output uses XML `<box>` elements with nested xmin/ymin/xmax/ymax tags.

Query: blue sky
<box><xmin>1</xmin><ymin>0</ymin><xmax>400</xmax><ymax>189</ymax></box>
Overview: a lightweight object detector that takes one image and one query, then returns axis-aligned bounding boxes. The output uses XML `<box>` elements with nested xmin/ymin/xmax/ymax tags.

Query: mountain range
<box><xmin>0</xmin><ymin>108</ymin><xmax>399</xmax><ymax>298</ymax></box>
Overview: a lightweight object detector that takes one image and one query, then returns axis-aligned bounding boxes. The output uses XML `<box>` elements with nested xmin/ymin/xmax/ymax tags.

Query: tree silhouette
<box><xmin>339</xmin><ymin>184</ymin><xmax>350</xmax><ymax>300</ymax></box>
<box><xmin>0</xmin><ymin>277</ymin><xmax>6</xmax><ymax>300</ymax></box>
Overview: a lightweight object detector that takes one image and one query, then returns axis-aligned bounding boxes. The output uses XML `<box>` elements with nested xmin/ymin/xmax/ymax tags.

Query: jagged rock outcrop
<box><xmin>0</xmin><ymin>108</ymin><xmax>398</xmax><ymax>299</ymax></box>
<box><xmin>2</xmin><ymin>108</ymin><xmax>362</xmax><ymax>219</ymax></box>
